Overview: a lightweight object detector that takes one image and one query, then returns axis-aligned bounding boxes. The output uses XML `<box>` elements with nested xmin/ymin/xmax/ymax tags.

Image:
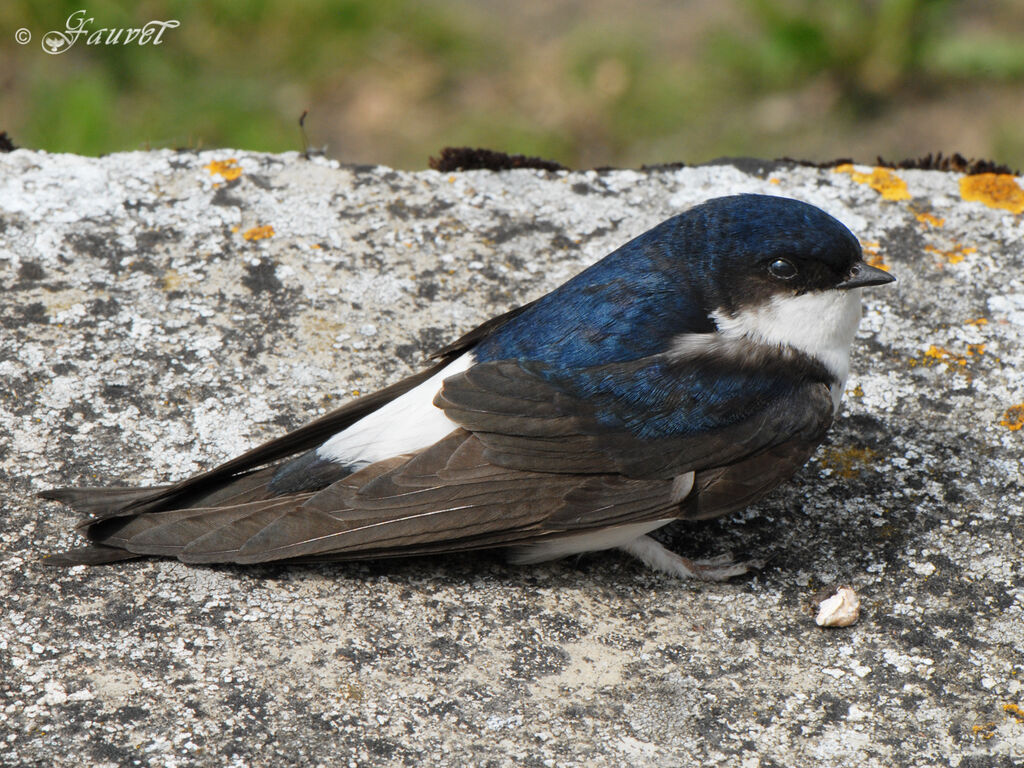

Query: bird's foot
<box><xmin>619</xmin><ymin>535</ymin><xmax>764</xmax><ymax>581</ymax></box>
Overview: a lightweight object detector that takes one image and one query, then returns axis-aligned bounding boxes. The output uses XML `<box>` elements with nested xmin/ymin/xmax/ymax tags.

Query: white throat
<box><xmin>712</xmin><ymin>288</ymin><xmax>863</xmax><ymax>398</ymax></box>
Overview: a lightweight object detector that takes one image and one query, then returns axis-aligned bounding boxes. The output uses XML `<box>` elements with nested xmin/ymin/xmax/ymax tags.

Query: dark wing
<box><xmin>40</xmin><ymin>355</ymin><xmax>463</xmax><ymax>523</ymax></box>
<box><xmin>62</xmin><ymin>430</ymin><xmax>681</xmax><ymax>564</ymax></box>
<box><xmin>681</xmin><ymin>438</ymin><xmax>823</xmax><ymax>520</ymax></box>
<box><xmin>45</xmin><ymin>350</ymin><xmax>833</xmax><ymax>566</ymax></box>
<box><xmin>434</xmin><ymin>356</ymin><xmax>835</xmax><ymax>479</ymax></box>
<box><xmin>41</xmin><ymin>299</ymin><xmax>543</xmax><ymax>523</ymax></box>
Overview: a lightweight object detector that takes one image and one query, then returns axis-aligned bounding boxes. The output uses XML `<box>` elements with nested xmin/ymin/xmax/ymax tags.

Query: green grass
<box><xmin>3</xmin><ymin>0</ymin><xmax>1023</xmax><ymax>168</ymax></box>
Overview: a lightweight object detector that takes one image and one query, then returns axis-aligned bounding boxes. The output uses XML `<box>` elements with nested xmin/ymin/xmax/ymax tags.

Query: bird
<box><xmin>40</xmin><ymin>193</ymin><xmax>895</xmax><ymax>580</ymax></box>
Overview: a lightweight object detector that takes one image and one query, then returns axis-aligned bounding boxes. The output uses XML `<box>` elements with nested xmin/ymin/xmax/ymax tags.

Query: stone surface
<box><xmin>1</xmin><ymin>149</ymin><xmax>1022</xmax><ymax>767</ymax></box>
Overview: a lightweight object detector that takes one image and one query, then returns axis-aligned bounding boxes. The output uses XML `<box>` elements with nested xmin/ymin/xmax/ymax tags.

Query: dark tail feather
<box><xmin>37</xmin><ymin>486</ymin><xmax>170</xmax><ymax>517</ymax></box>
<box><xmin>41</xmin><ymin>545</ymin><xmax>145</xmax><ymax>566</ymax></box>
<box><xmin>39</xmin><ymin>466</ymin><xmax>282</xmax><ymax>525</ymax></box>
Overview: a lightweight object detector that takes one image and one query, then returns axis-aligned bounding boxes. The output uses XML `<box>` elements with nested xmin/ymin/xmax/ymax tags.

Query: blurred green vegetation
<box><xmin>2</xmin><ymin>0</ymin><xmax>1023</xmax><ymax>168</ymax></box>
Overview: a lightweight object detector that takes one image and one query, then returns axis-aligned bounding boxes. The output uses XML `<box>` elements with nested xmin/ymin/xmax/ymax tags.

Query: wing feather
<box><xmin>45</xmin><ymin>342</ymin><xmax>835</xmax><ymax>566</ymax></box>
<box><xmin>436</xmin><ymin>357</ymin><xmax>834</xmax><ymax>478</ymax></box>
<box><xmin>70</xmin><ymin>430</ymin><xmax>678</xmax><ymax>564</ymax></box>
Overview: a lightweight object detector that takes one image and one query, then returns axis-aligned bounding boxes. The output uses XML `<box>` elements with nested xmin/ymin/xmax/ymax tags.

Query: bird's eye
<box><xmin>768</xmin><ymin>259</ymin><xmax>798</xmax><ymax>280</ymax></box>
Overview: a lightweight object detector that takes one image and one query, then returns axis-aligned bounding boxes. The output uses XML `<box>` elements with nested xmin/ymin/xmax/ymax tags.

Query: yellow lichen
<box><xmin>1000</xmin><ymin>404</ymin><xmax>1024</xmax><ymax>431</ymax></box>
<box><xmin>342</xmin><ymin>682</ymin><xmax>364</xmax><ymax>701</ymax></box>
<box><xmin>868</xmin><ymin>253</ymin><xmax>893</xmax><ymax>272</ymax></box>
<box><xmin>972</xmin><ymin>722</ymin><xmax>996</xmax><ymax>740</ymax></box>
<box><xmin>861</xmin><ymin>241</ymin><xmax>890</xmax><ymax>272</ymax></box>
<box><xmin>924</xmin><ymin>243</ymin><xmax>976</xmax><ymax>265</ymax></box>
<box><xmin>819</xmin><ymin>446</ymin><xmax>877</xmax><ymax>478</ymax></box>
<box><xmin>918</xmin><ymin>345</ymin><xmax>977</xmax><ymax>369</ymax></box>
<box><xmin>1005</xmin><ymin>703</ymin><xmax>1024</xmax><ymax>723</ymax></box>
<box><xmin>204</xmin><ymin>158</ymin><xmax>242</xmax><ymax>181</ymax></box>
<box><xmin>161</xmin><ymin>269</ymin><xmax>182</xmax><ymax>291</ymax></box>
<box><xmin>243</xmin><ymin>224</ymin><xmax>275</xmax><ymax>241</ymax></box>
<box><xmin>915</xmin><ymin>212</ymin><xmax>945</xmax><ymax>228</ymax></box>
<box><xmin>835</xmin><ymin>164</ymin><xmax>912</xmax><ymax>201</ymax></box>
<box><xmin>927</xmin><ymin>345</ymin><xmax>968</xmax><ymax>367</ymax></box>
<box><xmin>965</xmin><ymin>318</ymin><xmax>988</xmax><ymax>326</ymax></box>
<box><xmin>960</xmin><ymin>174</ymin><xmax>1024</xmax><ymax>214</ymax></box>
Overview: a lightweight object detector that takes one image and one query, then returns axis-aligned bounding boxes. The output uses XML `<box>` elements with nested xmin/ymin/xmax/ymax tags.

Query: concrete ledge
<box><xmin>1</xmin><ymin>150</ymin><xmax>1023</xmax><ymax>766</ymax></box>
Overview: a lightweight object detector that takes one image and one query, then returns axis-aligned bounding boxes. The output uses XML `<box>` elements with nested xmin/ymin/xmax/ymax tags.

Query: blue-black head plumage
<box><xmin>474</xmin><ymin>194</ymin><xmax>869</xmax><ymax>368</ymax></box>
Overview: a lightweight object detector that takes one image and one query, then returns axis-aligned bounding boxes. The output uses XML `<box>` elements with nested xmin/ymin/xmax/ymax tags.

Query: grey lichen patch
<box><xmin>2</xmin><ymin>151</ymin><xmax>1023</xmax><ymax>767</ymax></box>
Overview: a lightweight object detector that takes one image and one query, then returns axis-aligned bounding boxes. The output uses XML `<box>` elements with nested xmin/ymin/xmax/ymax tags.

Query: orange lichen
<box><xmin>911</xmin><ymin>342</ymin><xmax>985</xmax><ymax>373</ymax></box>
<box><xmin>1005</xmin><ymin>703</ymin><xmax>1024</xmax><ymax>723</ymax></box>
<box><xmin>204</xmin><ymin>158</ymin><xmax>242</xmax><ymax>181</ymax></box>
<box><xmin>835</xmin><ymin>164</ymin><xmax>912</xmax><ymax>201</ymax></box>
<box><xmin>965</xmin><ymin>318</ymin><xmax>989</xmax><ymax>326</ymax></box>
<box><xmin>1000</xmin><ymin>404</ymin><xmax>1024</xmax><ymax>431</ymax></box>
<box><xmin>915</xmin><ymin>212</ymin><xmax>945</xmax><ymax>228</ymax></box>
<box><xmin>925</xmin><ymin>345</ymin><xmax>955</xmax><ymax>360</ymax></box>
<box><xmin>917</xmin><ymin>345</ymin><xmax>966</xmax><ymax>368</ymax></box>
<box><xmin>768</xmin><ymin>177</ymin><xmax>781</xmax><ymax>185</ymax></box>
<box><xmin>924</xmin><ymin>243</ymin><xmax>976</xmax><ymax>265</ymax></box>
<box><xmin>861</xmin><ymin>241</ymin><xmax>890</xmax><ymax>272</ymax></box>
<box><xmin>819</xmin><ymin>446</ymin><xmax>877</xmax><ymax>478</ymax></box>
<box><xmin>972</xmin><ymin>722</ymin><xmax>996</xmax><ymax>740</ymax></box>
<box><xmin>243</xmin><ymin>224</ymin><xmax>275</xmax><ymax>241</ymax></box>
<box><xmin>960</xmin><ymin>174</ymin><xmax>1024</xmax><ymax>214</ymax></box>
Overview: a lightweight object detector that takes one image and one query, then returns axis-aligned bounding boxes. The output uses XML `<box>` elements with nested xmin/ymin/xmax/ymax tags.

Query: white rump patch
<box><xmin>317</xmin><ymin>354</ymin><xmax>474</xmax><ymax>467</ymax></box>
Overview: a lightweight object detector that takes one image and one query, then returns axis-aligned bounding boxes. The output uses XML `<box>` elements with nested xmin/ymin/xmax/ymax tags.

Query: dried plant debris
<box><xmin>429</xmin><ymin>146</ymin><xmax>568</xmax><ymax>173</ymax></box>
<box><xmin>769</xmin><ymin>156</ymin><xmax>855</xmax><ymax>169</ymax></box>
<box><xmin>428</xmin><ymin>147</ymin><xmax>1018</xmax><ymax>176</ymax></box>
<box><xmin>704</xmin><ymin>153</ymin><xmax>1019</xmax><ymax>175</ymax></box>
<box><xmin>875</xmin><ymin>152</ymin><xmax>1018</xmax><ymax>176</ymax></box>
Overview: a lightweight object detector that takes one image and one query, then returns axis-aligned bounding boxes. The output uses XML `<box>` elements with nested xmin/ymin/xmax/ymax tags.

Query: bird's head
<box><xmin>677</xmin><ymin>194</ymin><xmax>894</xmax><ymax>315</ymax></box>
<box><xmin>670</xmin><ymin>194</ymin><xmax>896</xmax><ymax>381</ymax></box>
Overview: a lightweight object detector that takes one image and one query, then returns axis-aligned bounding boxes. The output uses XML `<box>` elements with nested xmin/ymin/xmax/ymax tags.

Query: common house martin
<box><xmin>41</xmin><ymin>194</ymin><xmax>895</xmax><ymax>580</ymax></box>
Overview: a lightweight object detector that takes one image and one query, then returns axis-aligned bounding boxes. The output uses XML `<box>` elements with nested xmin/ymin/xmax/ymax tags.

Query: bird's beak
<box><xmin>836</xmin><ymin>261</ymin><xmax>896</xmax><ymax>290</ymax></box>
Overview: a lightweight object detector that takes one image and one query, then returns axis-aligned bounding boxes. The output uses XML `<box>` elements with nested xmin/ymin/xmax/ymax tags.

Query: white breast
<box><xmin>711</xmin><ymin>288</ymin><xmax>862</xmax><ymax>410</ymax></box>
<box><xmin>317</xmin><ymin>353</ymin><xmax>473</xmax><ymax>467</ymax></box>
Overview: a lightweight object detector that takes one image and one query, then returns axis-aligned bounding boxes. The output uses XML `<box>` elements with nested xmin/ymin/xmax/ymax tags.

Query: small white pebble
<box><xmin>816</xmin><ymin>586</ymin><xmax>861</xmax><ymax>627</ymax></box>
<box><xmin>909</xmin><ymin>560</ymin><xmax>936</xmax><ymax>577</ymax></box>
<box><xmin>852</xmin><ymin>663</ymin><xmax>872</xmax><ymax>678</ymax></box>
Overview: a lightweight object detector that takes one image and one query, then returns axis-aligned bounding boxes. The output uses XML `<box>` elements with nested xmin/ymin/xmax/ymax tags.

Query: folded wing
<box><xmin>45</xmin><ymin>351</ymin><xmax>835</xmax><ymax>565</ymax></box>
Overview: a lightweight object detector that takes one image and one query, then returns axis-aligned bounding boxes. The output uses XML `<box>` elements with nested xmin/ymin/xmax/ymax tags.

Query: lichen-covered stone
<box><xmin>1</xmin><ymin>150</ymin><xmax>1022</xmax><ymax>767</ymax></box>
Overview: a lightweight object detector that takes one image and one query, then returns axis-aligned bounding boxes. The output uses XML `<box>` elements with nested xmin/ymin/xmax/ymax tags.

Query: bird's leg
<box><xmin>618</xmin><ymin>535</ymin><xmax>764</xmax><ymax>581</ymax></box>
